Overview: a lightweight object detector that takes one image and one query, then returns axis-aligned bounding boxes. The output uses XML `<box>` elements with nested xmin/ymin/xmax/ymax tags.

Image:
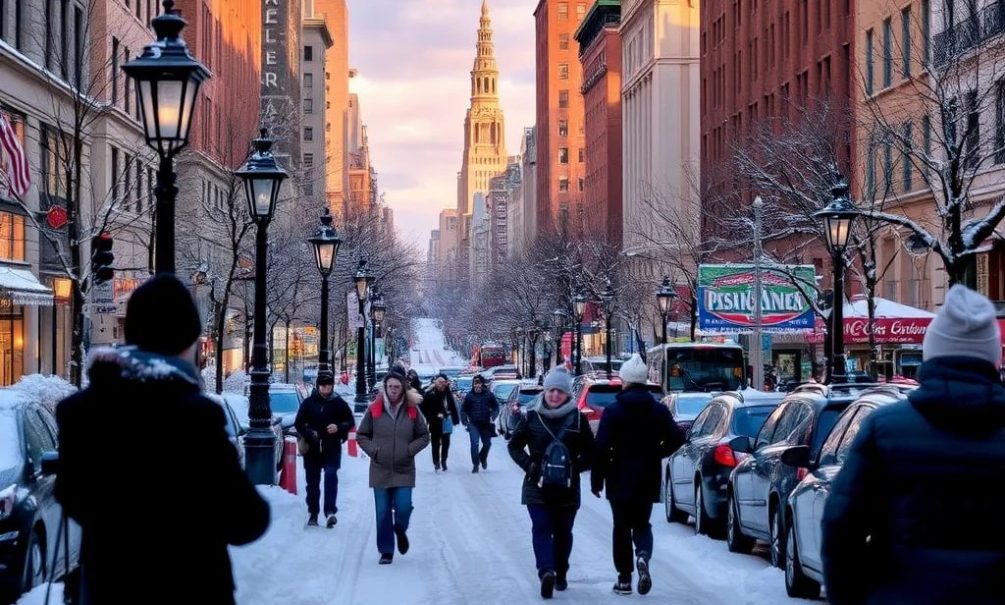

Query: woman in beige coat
<box><xmin>356</xmin><ymin>369</ymin><xmax>430</xmax><ymax>564</ymax></box>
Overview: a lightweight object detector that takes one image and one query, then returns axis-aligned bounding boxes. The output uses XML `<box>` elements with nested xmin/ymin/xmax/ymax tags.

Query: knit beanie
<box><xmin>542</xmin><ymin>366</ymin><xmax>573</xmax><ymax>394</ymax></box>
<box><xmin>619</xmin><ymin>353</ymin><xmax>649</xmax><ymax>385</ymax></box>
<box><xmin>316</xmin><ymin>370</ymin><xmax>335</xmax><ymax>386</ymax></box>
<box><xmin>922</xmin><ymin>284</ymin><xmax>1002</xmax><ymax>367</ymax></box>
<box><xmin>124</xmin><ymin>274</ymin><xmax>202</xmax><ymax>356</ymax></box>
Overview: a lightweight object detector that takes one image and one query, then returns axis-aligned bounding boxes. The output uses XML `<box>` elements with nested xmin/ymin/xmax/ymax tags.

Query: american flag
<box><xmin>0</xmin><ymin>113</ymin><xmax>31</xmax><ymax>198</ymax></box>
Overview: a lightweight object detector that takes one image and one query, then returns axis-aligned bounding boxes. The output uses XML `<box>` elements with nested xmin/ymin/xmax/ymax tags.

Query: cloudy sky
<box><xmin>348</xmin><ymin>0</ymin><xmax>537</xmax><ymax>255</ymax></box>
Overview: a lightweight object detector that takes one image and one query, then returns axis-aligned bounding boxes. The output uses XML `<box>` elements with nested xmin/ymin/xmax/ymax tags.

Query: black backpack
<box><xmin>538</xmin><ymin>414</ymin><xmax>574</xmax><ymax>489</ymax></box>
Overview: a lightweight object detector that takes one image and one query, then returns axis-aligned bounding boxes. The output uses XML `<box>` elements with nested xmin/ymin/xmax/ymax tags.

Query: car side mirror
<box><xmin>729</xmin><ymin>435</ymin><xmax>753</xmax><ymax>454</ymax></box>
<box><xmin>40</xmin><ymin>451</ymin><xmax>60</xmax><ymax>476</ymax></box>
<box><xmin>780</xmin><ymin>445</ymin><xmax>811</xmax><ymax>468</ymax></box>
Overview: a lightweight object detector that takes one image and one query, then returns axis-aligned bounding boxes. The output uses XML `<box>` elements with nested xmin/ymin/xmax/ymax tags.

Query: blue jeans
<box><xmin>467</xmin><ymin>423</ymin><xmax>493</xmax><ymax>466</ymax></box>
<box><xmin>527</xmin><ymin>504</ymin><xmax>577</xmax><ymax>576</ymax></box>
<box><xmin>373</xmin><ymin>487</ymin><xmax>414</xmax><ymax>555</ymax></box>
<box><xmin>304</xmin><ymin>454</ymin><xmax>340</xmax><ymax>516</ymax></box>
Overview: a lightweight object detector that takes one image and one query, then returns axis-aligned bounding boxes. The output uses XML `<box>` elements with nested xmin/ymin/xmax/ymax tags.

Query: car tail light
<box><xmin>581</xmin><ymin>407</ymin><xmax>596</xmax><ymax>417</ymax></box>
<box><xmin>713</xmin><ymin>444</ymin><xmax>738</xmax><ymax>467</ymax></box>
<box><xmin>795</xmin><ymin>467</ymin><xmax>809</xmax><ymax>481</ymax></box>
<box><xmin>0</xmin><ymin>485</ymin><xmax>15</xmax><ymax>520</ymax></box>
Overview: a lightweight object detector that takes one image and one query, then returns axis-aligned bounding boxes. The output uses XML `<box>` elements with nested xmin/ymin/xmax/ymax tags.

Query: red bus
<box><xmin>478</xmin><ymin>343</ymin><xmax>507</xmax><ymax>369</ymax></box>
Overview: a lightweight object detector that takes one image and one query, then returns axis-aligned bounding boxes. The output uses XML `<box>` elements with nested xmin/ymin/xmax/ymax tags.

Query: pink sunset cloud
<box><xmin>348</xmin><ymin>0</ymin><xmax>537</xmax><ymax>253</ymax></box>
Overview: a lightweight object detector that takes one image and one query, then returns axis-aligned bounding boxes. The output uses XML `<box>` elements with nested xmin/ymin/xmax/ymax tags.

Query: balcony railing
<box><xmin>934</xmin><ymin>3</ymin><xmax>1005</xmax><ymax>66</ymax></box>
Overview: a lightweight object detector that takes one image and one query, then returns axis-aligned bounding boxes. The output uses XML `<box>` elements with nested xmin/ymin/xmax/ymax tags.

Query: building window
<box><xmin>558</xmin><ymin>177</ymin><xmax>569</xmax><ymax>191</ymax></box>
<box><xmin>559</xmin><ymin>90</ymin><xmax>569</xmax><ymax>108</ymax></box>
<box><xmin>882</xmin><ymin>18</ymin><xmax>892</xmax><ymax>88</ymax></box>
<box><xmin>73</xmin><ymin>6</ymin><xmax>82</xmax><ymax>88</ymax></box>
<box><xmin>902</xmin><ymin>121</ymin><xmax>913</xmax><ymax>191</ymax></box>
<box><xmin>997</xmin><ymin>82</ymin><xmax>1005</xmax><ymax>164</ymax></box>
<box><xmin>558</xmin><ymin>2</ymin><xmax>568</xmax><ymax>20</ymax></box>
<box><xmin>0</xmin><ymin>212</ymin><xmax>26</xmax><ymax>261</ymax></box>
<box><xmin>304</xmin><ymin>127</ymin><xmax>313</xmax><ymax>141</ymax></box>
<box><xmin>59</xmin><ymin>0</ymin><xmax>67</xmax><ymax>78</ymax></box>
<box><xmin>304</xmin><ymin>45</ymin><xmax>313</xmax><ymax>61</ymax></box>
<box><xmin>883</xmin><ymin>137</ymin><xmax>893</xmax><ymax>191</ymax></box>
<box><xmin>902</xmin><ymin>8</ymin><xmax>911</xmax><ymax>78</ymax></box>
<box><xmin>123</xmin><ymin>153</ymin><xmax>132</xmax><ymax>211</ymax></box>
<box><xmin>578</xmin><ymin>177</ymin><xmax>584</xmax><ymax>191</ymax></box>
<box><xmin>303</xmin><ymin>152</ymin><xmax>314</xmax><ymax>167</ymax></box>
<box><xmin>112</xmin><ymin>37</ymin><xmax>120</xmax><ymax>105</ymax></box>
<box><xmin>923</xmin><ymin>114</ymin><xmax>931</xmax><ymax>157</ymax></box>
<box><xmin>304</xmin><ymin>73</ymin><xmax>313</xmax><ymax>88</ymax></box>
<box><xmin>578</xmin><ymin>148</ymin><xmax>584</xmax><ymax>162</ymax></box>
<box><xmin>922</xmin><ymin>0</ymin><xmax>930</xmax><ymax>63</ymax></box>
<box><xmin>577</xmin><ymin>2</ymin><xmax>586</xmax><ymax>19</ymax></box>
<box><xmin>124</xmin><ymin>49</ymin><xmax>131</xmax><ymax>113</ymax></box>
<box><xmin>559</xmin><ymin>33</ymin><xmax>569</xmax><ymax>50</ymax></box>
<box><xmin>559</xmin><ymin>148</ymin><xmax>569</xmax><ymax>164</ymax></box>
<box><xmin>559</xmin><ymin>120</ymin><xmax>568</xmax><ymax>137</ymax></box>
<box><xmin>966</xmin><ymin>90</ymin><xmax>980</xmax><ymax>163</ymax></box>
<box><xmin>44</xmin><ymin>0</ymin><xmax>53</xmax><ymax>68</ymax></box>
<box><xmin>865</xmin><ymin>29</ymin><xmax>874</xmax><ymax>95</ymax></box>
<box><xmin>559</xmin><ymin>63</ymin><xmax>569</xmax><ymax>80</ymax></box>
<box><xmin>111</xmin><ymin>146</ymin><xmax>120</xmax><ymax>206</ymax></box>
<box><xmin>866</xmin><ymin>138</ymin><xmax>876</xmax><ymax>197</ymax></box>
<box><xmin>303</xmin><ymin>97</ymin><xmax>313</xmax><ymax>113</ymax></box>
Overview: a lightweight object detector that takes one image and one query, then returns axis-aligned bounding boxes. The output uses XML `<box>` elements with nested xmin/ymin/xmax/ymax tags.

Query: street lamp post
<box><xmin>573</xmin><ymin>292</ymin><xmax>587</xmax><ymax>376</ymax></box>
<box><xmin>814</xmin><ymin>173</ymin><xmax>858</xmax><ymax>384</ymax></box>
<box><xmin>601</xmin><ymin>283</ymin><xmax>614</xmax><ymax>377</ymax></box>
<box><xmin>656</xmin><ymin>276</ymin><xmax>677</xmax><ymax>345</ymax></box>
<box><xmin>527</xmin><ymin>326</ymin><xmax>539</xmax><ymax>378</ymax></box>
<box><xmin>353</xmin><ymin>260</ymin><xmax>374</xmax><ymax>409</ymax></box>
<box><xmin>369</xmin><ymin>292</ymin><xmax>385</xmax><ymax>389</ymax></box>
<box><xmin>234</xmin><ymin>129</ymin><xmax>287</xmax><ymax>485</ymax></box>
<box><xmin>552</xmin><ymin>309</ymin><xmax>565</xmax><ymax>367</ymax></box>
<box><xmin>123</xmin><ymin>0</ymin><xmax>209</xmax><ymax>274</ymax></box>
<box><xmin>308</xmin><ymin>208</ymin><xmax>342</xmax><ymax>372</ymax></box>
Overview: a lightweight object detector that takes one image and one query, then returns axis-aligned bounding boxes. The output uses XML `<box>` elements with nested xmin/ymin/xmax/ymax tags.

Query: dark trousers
<box><xmin>610</xmin><ymin>500</ymin><xmax>654</xmax><ymax>576</ymax></box>
<box><xmin>304</xmin><ymin>454</ymin><xmax>340</xmax><ymax>516</ymax></box>
<box><xmin>430</xmin><ymin>430</ymin><xmax>452</xmax><ymax>467</ymax></box>
<box><xmin>467</xmin><ymin>423</ymin><xmax>493</xmax><ymax>465</ymax></box>
<box><xmin>527</xmin><ymin>504</ymin><xmax>577</xmax><ymax>576</ymax></box>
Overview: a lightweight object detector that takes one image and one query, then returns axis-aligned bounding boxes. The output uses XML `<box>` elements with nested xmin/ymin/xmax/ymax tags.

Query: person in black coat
<box><xmin>295</xmin><ymin>370</ymin><xmax>356</xmax><ymax>527</ymax></box>
<box><xmin>461</xmin><ymin>374</ymin><xmax>500</xmax><ymax>472</ymax></box>
<box><xmin>420</xmin><ymin>373</ymin><xmax>460</xmax><ymax>471</ymax></box>
<box><xmin>54</xmin><ymin>275</ymin><xmax>270</xmax><ymax>605</ymax></box>
<box><xmin>508</xmin><ymin>367</ymin><xmax>594</xmax><ymax>599</ymax></box>
<box><xmin>406</xmin><ymin>369</ymin><xmax>424</xmax><ymax>394</ymax></box>
<box><xmin>591</xmin><ymin>354</ymin><xmax>685</xmax><ymax>596</ymax></box>
<box><xmin>822</xmin><ymin>285</ymin><xmax>1005</xmax><ymax>605</ymax></box>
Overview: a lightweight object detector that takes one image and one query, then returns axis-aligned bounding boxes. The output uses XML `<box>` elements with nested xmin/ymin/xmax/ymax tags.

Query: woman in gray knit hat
<box><xmin>507</xmin><ymin>366</ymin><xmax>595</xmax><ymax>599</ymax></box>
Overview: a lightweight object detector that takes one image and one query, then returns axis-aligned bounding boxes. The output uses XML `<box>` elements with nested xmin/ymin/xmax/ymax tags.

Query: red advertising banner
<box><xmin>807</xmin><ymin>317</ymin><xmax>930</xmax><ymax>344</ymax></box>
<box><xmin>560</xmin><ymin>332</ymin><xmax>573</xmax><ymax>363</ymax></box>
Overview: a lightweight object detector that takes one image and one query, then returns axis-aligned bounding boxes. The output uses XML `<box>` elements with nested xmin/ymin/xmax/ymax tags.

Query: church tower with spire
<box><xmin>458</xmin><ymin>0</ymin><xmax>507</xmax><ymax>217</ymax></box>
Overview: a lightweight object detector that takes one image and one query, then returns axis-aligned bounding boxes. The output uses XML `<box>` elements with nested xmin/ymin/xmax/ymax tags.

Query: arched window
<box><xmin>491</xmin><ymin>79</ymin><xmax>496</xmax><ymax>93</ymax></box>
<box><xmin>476</xmin><ymin>79</ymin><xmax>481</xmax><ymax>94</ymax></box>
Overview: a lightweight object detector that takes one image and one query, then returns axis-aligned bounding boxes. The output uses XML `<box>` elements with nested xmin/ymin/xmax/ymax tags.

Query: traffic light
<box><xmin>92</xmin><ymin>232</ymin><xmax>114</xmax><ymax>284</ymax></box>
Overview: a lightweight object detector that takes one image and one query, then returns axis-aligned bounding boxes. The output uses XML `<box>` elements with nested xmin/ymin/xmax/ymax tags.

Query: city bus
<box><xmin>478</xmin><ymin>343</ymin><xmax>507</xmax><ymax>369</ymax></box>
<box><xmin>646</xmin><ymin>342</ymin><xmax>747</xmax><ymax>393</ymax></box>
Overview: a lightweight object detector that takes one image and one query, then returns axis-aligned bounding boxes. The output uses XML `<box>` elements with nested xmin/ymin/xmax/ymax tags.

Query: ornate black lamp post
<box><xmin>600</xmin><ymin>283</ymin><xmax>615</xmax><ymax>377</ymax></box>
<box><xmin>527</xmin><ymin>326</ymin><xmax>539</xmax><ymax>378</ymax></box>
<box><xmin>234</xmin><ymin>129</ymin><xmax>287</xmax><ymax>485</ymax></box>
<box><xmin>308</xmin><ymin>208</ymin><xmax>341</xmax><ymax>372</ymax></box>
<box><xmin>552</xmin><ymin>309</ymin><xmax>565</xmax><ymax>366</ymax></box>
<box><xmin>573</xmin><ymin>292</ymin><xmax>587</xmax><ymax>376</ymax></box>
<box><xmin>656</xmin><ymin>276</ymin><xmax>677</xmax><ymax>345</ymax></box>
<box><xmin>814</xmin><ymin>174</ymin><xmax>858</xmax><ymax>384</ymax></box>
<box><xmin>123</xmin><ymin>0</ymin><xmax>209</xmax><ymax>274</ymax></box>
<box><xmin>353</xmin><ymin>260</ymin><xmax>374</xmax><ymax>408</ymax></box>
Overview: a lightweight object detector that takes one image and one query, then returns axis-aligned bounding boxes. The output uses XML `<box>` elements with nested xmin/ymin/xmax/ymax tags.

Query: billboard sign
<box><xmin>698</xmin><ymin>264</ymin><xmax>816</xmax><ymax>333</ymax></box>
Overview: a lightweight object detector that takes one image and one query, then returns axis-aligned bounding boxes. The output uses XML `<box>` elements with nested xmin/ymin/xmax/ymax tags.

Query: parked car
<box><xmin>453</xmin><ymin>375</ymin><xmax>475</xmax><ymax>399</ymax></box>
<box><xmin>489</xmin><ymin>379</ymin><xmax>522</xmax><ymax>412</ymax></box>
<box><xmin>575</xmin><ymin>379</ymin><xmax>664</xmax><ymax>434</ymax></box>
<box><xmin>205</xmin><ymin>393</ymin><xmax>247</xmax><ymax>469</ymax></box>
<box><xmin>220</xmin><ymin>392</ymin><xmax>284</xmax><ymax>471</ymax></box>
<box><xmin>437</xmin><ymin>366</ymin><xmax>465</xmax><ymax>380</ymax></box>
<box><xmin>243</xmin><ymin>383</ymin><xmax>302</xmax><ymax>433</ymax></box>
<box><xmin>725</xmin><ymin>384</ymin><xmax>883</xmax><ymax>567</ymax></box>
<box><xmin>781</xmin><ymin>385</ymin><xmax>912</xmax><ymax>598</ymax></box>
<box><xmin>581</xmin><ymin>356</ymin><xmax>625</xmax><ymax>379</ymax></box>
<box><xmin>0</xmin><ymin>394</ymin><xmax>80</xmax><ymax>604</ymax></box>
<box><xmin>663</xmin><ymin>392</ymin><xmax>716</xmax><ymax>433</ymax></box>
<box><xmin>481</xmin><ymin>365</ymin><xmax>521</xmax><ymax>380</ymax></box>
<box><xmin>664</xmin><ymin>390</ymin><xmax>785</xmax><ymax>537</ymax></box>
<box><xmin>496</xmin><ymin>385</ymin><xmax>544</xmax><ymax>438</ymax></box>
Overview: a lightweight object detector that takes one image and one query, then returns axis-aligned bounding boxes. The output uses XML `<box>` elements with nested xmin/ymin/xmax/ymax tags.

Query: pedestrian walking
<box><xmin>822</xmin><ymin>284</ymin><xmax>1005</xmax><ymax>605</ymax></box>
<box><xmin>420</xmin><ymin>373</ymin><xmax>460</xmax><ymax>471</ymax></box>
<box><xmin>591</xmin><ymin>354</ymin><xmax>685</xmax><ymax>596</ymax></box>
<box><xmin>461</xmin><ymin>374</ymin><xmax>499</xmax><ymax>472</ymax></box>
<box><xmin>407</xmin><ymin>368</ymin><xmax>424</xmax><ymax>393</ymax></box>
<box><xmin>294</xmin><ymin>369</ymin><xmax>356</xmax><ymax>528</ymax></box>
<box><xmin>54</xmin><ymin>275</ymin><xmax>269</xmax><ymax>605</ymax></box>
<box><xmin>508</xmin><ymin>366</ymin><xmax>594</xmax><ymax>599</ymax></box>
<box><xmin>356</xmin><ymin>369</ymin><xmax>431</xmax><ymax>564</ymax></box>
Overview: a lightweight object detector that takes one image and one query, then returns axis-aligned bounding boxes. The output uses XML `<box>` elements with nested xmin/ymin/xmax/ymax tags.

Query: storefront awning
<box><xmin>808</xmin><ymin>296</ymin><xmax>934</xmax><ymax>345</ymax></box>
<box><xmin>0</xmin><ymin>266</ymin><xmax>54</xmax><ymax>306</ymax></box>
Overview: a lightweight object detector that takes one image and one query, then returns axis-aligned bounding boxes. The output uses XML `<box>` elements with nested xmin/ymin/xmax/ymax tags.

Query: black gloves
<box><xmin>527</xmin><ymin>462</ymin><xmax>541</xmax><ymax>484</ymax></box>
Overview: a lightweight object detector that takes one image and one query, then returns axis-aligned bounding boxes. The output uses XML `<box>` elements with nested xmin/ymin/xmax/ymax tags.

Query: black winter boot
<box><xmin>540</xmin><ymin>570</ymin><xmax>556</xmax><ymax>599</ymax></box>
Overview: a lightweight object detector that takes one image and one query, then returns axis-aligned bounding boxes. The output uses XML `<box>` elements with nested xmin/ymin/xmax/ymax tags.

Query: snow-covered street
<box><xmin>227</xmin><ymin>319</ymin><xmax>808</xmax><ymax>605</ymax></box>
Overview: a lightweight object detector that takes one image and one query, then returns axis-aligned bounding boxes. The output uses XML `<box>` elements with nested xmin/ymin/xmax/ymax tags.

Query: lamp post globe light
<box><xmin>234</xmin><ymin>128</ymin><xmax>287</xmax><ymax>485</ymax></box>
<box><xmin>122</xmin><ymin>0</ymin><xmax>210</xmax><ymax>274</ymax></box>
<box><xmin>573</xmin><ymin>292</ymin><xmax>587</xmax><ymax>376</ymax></box>
<box><xmin>552</xmin><ymin>309</ymin><xmax>565</xmax><ymax>366</ymax></box>
<box><xmin>353</xmin><ymin>259</ymin><xmax>375</xmax><ymax>408</ymax></box>
<box><xmin>813</xmin><ymin>173</ymin><xmax>859</xmax><ymax>384</ymax></box>
<box><xmin>308</xmin><ymin>208</ymin><xmax>342</xmax><ymax>372</ymax></box>
<box><xmin>656</xmin><ymin>276</ymin><xmax>677</xmax><ymax>345</ymax></box>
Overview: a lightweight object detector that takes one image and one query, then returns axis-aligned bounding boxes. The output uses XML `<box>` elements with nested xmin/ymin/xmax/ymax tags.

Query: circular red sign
<box><xmin>46</xmin><ymin>206</ymin><xmax>68</xmax><ymax>229</ymax></box>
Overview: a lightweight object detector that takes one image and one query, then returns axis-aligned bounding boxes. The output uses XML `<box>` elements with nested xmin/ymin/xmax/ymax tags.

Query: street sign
<box><xmin>90</xmin><ymin>280</ymin><xmax>116</xmax><ymax>315</ymax></box>
<box><xmin>698</xmin><ymin>264</ymin><xmax>816</xmax><ymax>333</ymax></box>
<box><xmin>45</xmin><ymin>205</ymin><xmax>68</xmax><ymax>229</ymax></box>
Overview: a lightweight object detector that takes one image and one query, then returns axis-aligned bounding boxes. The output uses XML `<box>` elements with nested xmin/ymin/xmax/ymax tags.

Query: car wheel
<box><xmin>21</xmin><ymin>528</ymin><xmax>45</xmax><ymax>592</ymax></box>
<box><xmin>769</xmin><ymin>506</ymin><xmax>785</xmax><ymax>569</ymax></box>
<box><xmin>694</xmin><ymin>483</ymin><xmax>707</xmax><ymax>535</ymax></box>
<box><xmin>726</xmin><ymin>491</ymin><xmax>755</xmax><ymax>554</ymax></box>
<box><xmin>664</xmin><ymin>467</ymin><xmax>688</xmax><ymax>523</ymax></box>
<box><xmin>785</xmin><ymin>521</ymin><xmax>822</xmax><ymax>599</ymax></box>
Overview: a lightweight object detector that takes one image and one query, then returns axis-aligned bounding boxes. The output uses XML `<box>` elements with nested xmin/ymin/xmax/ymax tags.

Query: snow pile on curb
<box><xmin>8</xmin><ymin>374</ymin><xmax>76</xmax><ymax>412</ymax></box>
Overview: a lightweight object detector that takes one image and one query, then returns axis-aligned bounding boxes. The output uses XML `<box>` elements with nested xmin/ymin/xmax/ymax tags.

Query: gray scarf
<box><xmin>537</xmin><ymin>399</ymin><xmax>578</xmax><ymax>419</ymax></box>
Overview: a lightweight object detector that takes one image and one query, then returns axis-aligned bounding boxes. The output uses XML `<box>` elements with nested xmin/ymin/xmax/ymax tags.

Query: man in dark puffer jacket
<box><xmin>822</xmin><ymin>285</ymin><xmax>1005</xmax><ymax>605</ymax></box>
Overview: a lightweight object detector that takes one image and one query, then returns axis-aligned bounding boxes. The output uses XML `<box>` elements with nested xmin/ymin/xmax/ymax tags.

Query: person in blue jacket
<box><xmin>461</xmin><ymin>374</ymin><xmax>499</xmax><ymax>473</ymax></box>
<box><xmin>822</xmin><ymin>285</ymin><xmax>1005</xmax><ymax>605</ymax></box>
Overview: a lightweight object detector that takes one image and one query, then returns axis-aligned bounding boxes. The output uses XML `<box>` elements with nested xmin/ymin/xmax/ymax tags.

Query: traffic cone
<box><xmin>347</xmin><ymin>429</ymin><xmax>358</xmax><ymax>457</ymax></box>
<box><xmin>279</xmin><ymin>436</ymin><xmax>298</xmax><ymax>494</ymax></box>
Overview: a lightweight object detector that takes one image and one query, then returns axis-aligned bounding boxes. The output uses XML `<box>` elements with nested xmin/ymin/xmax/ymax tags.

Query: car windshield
<box><xmin>667</xmin><ymin>347</ymin><xmax>744</xmax><ymax>392</ymax></box>
<box><xmin>731</xmin><ymin>405</ymin><xmax>778</xmax><ymax>437</ymax></box>
<box><xmin>456</xmin><ymin>377</ymin><xmax>474</xmax><ymax>390</ymax></box>
<box><xmin>518</xmin><ymin>390</ymin><xmax>542</xmax><ymax>405</ymax></box>
<box><xmin>0</xmin><ymin>411</ymin><xmax>22</xmax><ymax>477</ymax></box>
<box><xmin>675</xmin><ymin>395</ymin><xmax>712</xmax><ymax>418</ymax></box>
<box><xmin>270</xmin><ymin>391</ymin><xmax>300</xmax><ymax>413</ymax></box>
